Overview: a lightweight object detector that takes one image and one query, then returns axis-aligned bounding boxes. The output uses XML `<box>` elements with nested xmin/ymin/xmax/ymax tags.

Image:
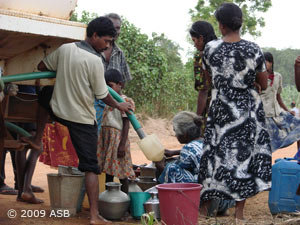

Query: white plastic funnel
<box><xmin>137</xmin><ymin>134</ymin><xmax>164</xmax><ymax>162</ymax></box>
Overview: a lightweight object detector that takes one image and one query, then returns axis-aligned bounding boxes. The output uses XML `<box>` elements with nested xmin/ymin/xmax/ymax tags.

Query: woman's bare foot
<box><xmin>20</xmin><ymin>137</ymin><xmax>41</xmax><ymax>151</ymax></box>
<box><xmin>21</xmin><ymin>192</ymin><xmax>44</xmax><ymax>204</ymax></box>
<box><xmin>90</xmin><ymin>215</ymin><xmax>112</xmax><ymax>225</ymax></box>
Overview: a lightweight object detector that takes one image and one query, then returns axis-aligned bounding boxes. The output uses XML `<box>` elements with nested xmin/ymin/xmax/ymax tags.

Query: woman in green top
<box><xmin>189</xmin><ymin>20</ymin><xmax>217</xmax><ymax>135</ymax></box>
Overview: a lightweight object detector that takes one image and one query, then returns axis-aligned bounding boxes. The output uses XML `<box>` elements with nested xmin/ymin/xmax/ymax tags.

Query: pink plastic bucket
<box><xmin>157</xmin><ymin>183</ymin><xmax>202</xmax><ymax>225</ymax></box>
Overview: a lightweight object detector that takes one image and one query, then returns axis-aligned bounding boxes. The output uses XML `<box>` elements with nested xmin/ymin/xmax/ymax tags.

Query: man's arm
<box><xmin>101</xmin><ymin>93</ymin><xmax>132</xmax><ymax>113</ymax></box>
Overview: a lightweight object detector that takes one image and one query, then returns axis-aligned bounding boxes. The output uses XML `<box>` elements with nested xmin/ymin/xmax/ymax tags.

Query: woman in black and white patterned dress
<box><xmin>198</xmin><ymin>3</ymin><xmax>272</xmax><ymax>223</ymax></box>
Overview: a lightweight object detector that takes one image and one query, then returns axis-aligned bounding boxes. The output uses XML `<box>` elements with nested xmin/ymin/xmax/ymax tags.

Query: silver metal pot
<box><xmin>140</xmin><ymin>166</ymin><xmax>157</xmax><ymax>178</ymax></box>
<box><xmin>128</xmin><ymin>178</ymin><xmax>143</xmax><ymax>193</ymax></box>
<box><xmin>137</xmin><ymin>176</ymin><xmax>157</xmax><ymax>191</ymax></box>
<box><xmin>98</xmin><ymin>182</ymin><xmax>130</xmax><ymax>220</ymax></box>
<box><xmin>143</xmin><ymin>192</ymin><xmax>160</xmax><ymax>220</ymax></box>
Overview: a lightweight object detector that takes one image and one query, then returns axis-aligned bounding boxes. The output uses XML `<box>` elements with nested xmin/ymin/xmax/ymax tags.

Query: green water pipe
<box><xmin>107</xmin><ymin>86</ymin><xmax>145</xmax><ymax>139</ymax></box>
<box><xmin>1</xmin><ymin>72</ymin><xmax>145</xmax><ymax>139</ymax></box>
<box><xmin>1</xmin><ymin>71</ymin><xmax>56</xmax><ymax>83</ymax></box>
<box><xmin>4</xmin><ymin>121</ymin><xmax>32</xmax><ymax>137</ymax></box>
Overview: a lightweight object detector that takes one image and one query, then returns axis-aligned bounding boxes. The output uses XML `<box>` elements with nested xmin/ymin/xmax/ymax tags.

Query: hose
<box><xmin>1</xmin><ymin>71</ymin><xmax>146</xmax><ymax>139</ymax></box>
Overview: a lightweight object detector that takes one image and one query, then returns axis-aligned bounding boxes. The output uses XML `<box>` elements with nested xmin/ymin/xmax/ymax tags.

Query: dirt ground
<box><xmin>1</xmin><ymin>117</ymin><xmax>300</xmax><ymax>225</ymax></box>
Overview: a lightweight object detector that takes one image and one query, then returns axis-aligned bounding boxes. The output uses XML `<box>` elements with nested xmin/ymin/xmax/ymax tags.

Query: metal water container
<box><xmin>128</xmin><ymin>178</ymin><xmax>143</xmax><ymax>193</ymax></box>
<box><xmin>143</xmin><ymin>192</ymin><xmax>160</xmax><ymax>220</ymax></box>
<box><xmin>98</xmin><ymin>182</ymin><xmax>130</xmax><ymax>220</ymax></box>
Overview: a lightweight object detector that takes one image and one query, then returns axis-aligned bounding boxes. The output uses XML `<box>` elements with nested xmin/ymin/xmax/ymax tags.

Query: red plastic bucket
<box><xmin>157</xmin><ymin>183</ymin><xmax>202</xmax><ymax>225</ymax></box>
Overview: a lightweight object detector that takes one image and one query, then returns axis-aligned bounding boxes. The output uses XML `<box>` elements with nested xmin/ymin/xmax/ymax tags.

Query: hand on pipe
<box><xmin>117</xmin><ymin>102</ymin><xmax>133</xmax><ymax>114</ymax></box>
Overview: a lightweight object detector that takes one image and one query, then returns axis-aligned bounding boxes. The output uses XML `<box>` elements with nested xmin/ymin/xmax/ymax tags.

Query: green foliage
<box><xmin>281</xmin><ymin>85</ymin><xmax>300</xmax><ymax>109</ymax></box>
<box><xmin>152</xmin><ymin>33</ymin><xmax>184</xmax><ymax>73</ymax></box>
<box><xmin>141</xmin><ymin>212</ymin><xmax>159</xmax><ymax>225</ymax></box>
<box><xmin>70</xmin><ymin>10</ymin><xmax>98</xmax><ymax>24</ymax></box>
<box><xmin>189</xmin><ymin>0</ymin><xmax>272</xmax><ymax>37</ymax></box>
<box><xmin>119</xmin><ymin>19</ymin><xmax>197</xmax><ymax>117</ymax></box>
<box><xmin>69</xmin><ymin>10</ymin><xmax>197</xmax><ymax>117</ymax></box>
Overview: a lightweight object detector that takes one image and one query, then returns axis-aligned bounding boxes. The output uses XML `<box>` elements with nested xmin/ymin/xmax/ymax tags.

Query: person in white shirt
<box><xmin>291</xmin><ymin>101</ymin><xmax>299</xmax><ymax>117</ymax></box>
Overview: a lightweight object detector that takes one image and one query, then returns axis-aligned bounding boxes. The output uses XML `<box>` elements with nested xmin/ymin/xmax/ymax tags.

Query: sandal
<box><xmin>0</xmin><ymin>184</ymin><xmax>18</xmax><ymax>195</ymax></box>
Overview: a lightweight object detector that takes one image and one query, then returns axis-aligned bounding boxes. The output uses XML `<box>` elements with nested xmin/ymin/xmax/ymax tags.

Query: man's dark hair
<box><xmin>105</xmin><ymin>69</ymin><xmax>124</xmax><ymax>84</ymax></box>
<box><xmin>189</xmin><ymin>21</ymin><xmax>217</xmax><ymax>45</ymax></box>
<box><xmin>215</xmin><ymin>2</ymin><xmax>243</xmax><ymax>31</ymax></box>
<box><xmin>86</xmin><ymin>16</ymin><xmax>117</xmax><ymax>38</ymax></box>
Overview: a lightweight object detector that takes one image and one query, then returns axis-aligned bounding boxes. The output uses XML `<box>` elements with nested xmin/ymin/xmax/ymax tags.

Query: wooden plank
<box><xmin>4</xmin><ymin>93</ymin><xmax>38</xmax><ymax>122</ymax></box>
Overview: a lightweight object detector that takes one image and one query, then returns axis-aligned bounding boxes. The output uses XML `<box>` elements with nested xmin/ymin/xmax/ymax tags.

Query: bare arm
<box><xmin>197</xmin><ymin>90</ymin><xmax>208</xmax><ymax>116</ymax></box>
<box><xmin>164</xmin><ymin>149</ymin><xmax>181</xmax><ymax>157</ymax></box>
<box><xmin>101</xmin><ymin>93</ymin><xmax>132</xmax><ymax>113</ymax></box>
<box><xmin>295</xmin><ymin>56</ymin><xmax>300</xmax><ymax>92</ymax></box>
<box><xmin>117</xmin><ymin>117</ymin><xmax>130</xmax><ymax>158</ymax></box>
<box><xmin>256</xmin><ymin>71</ymin><xmax>268</xmax><ymax>90</ymax></box>
<box><xmin>196</xmin><ymin>70</ymin><xmax>211</xmax><ymax>116</ymax></box>
<box><xmin>276</xmin><ymin>93</ymin><xmax>290</xmax><ymax>112</ymax></box>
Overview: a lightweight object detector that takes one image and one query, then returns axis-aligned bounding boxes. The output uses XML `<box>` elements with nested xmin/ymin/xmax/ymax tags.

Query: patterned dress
<box><xmin>97</xmin><ymin>95</ymin><xmax>135</xmax><ymax>179</ymax></box>
<box><xmin>260</xmin><ymin>72</ymin><xmax>300</xmax><ymax>152</ymax></box>
<box><xmin>199</xmin><ymin>39</ymin><xmax>272</xmax><ymax>202</ymax></box>
<box><xmin>158</xmin><ymin>140</ymin><xmax>203</xmax><ymax>184</ymax></box>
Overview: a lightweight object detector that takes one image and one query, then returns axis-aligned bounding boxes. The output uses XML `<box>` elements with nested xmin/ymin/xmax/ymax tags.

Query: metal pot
<box><xmin>137</xmin><ymin>176</ymin><xmax>157</xmax><ymax>191</ymax></box>
<box><xmin>128</xmin><ymin>178</ymin><xmax>143</xmax><ymax>193</ymax></box>
<box><xmin>143</xmin><ymin>192</ymin><xmax>160</xmax><ymax>220</ymax></box>
<box><xmin>98</xmin><ymin>182</ymin><xmax>130</xmax><ymax>220</ymax></box>
<box><xmin>140</xmin><ymin>166</ymin><xmax>156</xmax><ymax>178</ymax></box>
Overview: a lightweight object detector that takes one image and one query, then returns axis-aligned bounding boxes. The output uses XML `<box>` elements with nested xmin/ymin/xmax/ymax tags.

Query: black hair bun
<box><xmin>231</xmin><ymin>17</ymin><xmax>242</xmax><ymax>30</ymax></box>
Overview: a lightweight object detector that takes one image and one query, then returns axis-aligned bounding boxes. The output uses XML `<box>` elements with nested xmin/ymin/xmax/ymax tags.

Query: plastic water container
<box><xmin>129</xmin><ymin>192</ymin><xmax>151</xmax><ymax>219</ymax></box>
<box><xmin>137</xmin><ymin>134</ymin><xmax>164</xmax><ymax>162</ymax></box>
<box><xmin>157</xmin><ymin>183</ymin><xmax>202</xmax><ymax>225</ymax></box>
<box><xmin>269</xmin><ymin>158</ymin><xmax>300</xmax><ymax>214</ymax></box>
